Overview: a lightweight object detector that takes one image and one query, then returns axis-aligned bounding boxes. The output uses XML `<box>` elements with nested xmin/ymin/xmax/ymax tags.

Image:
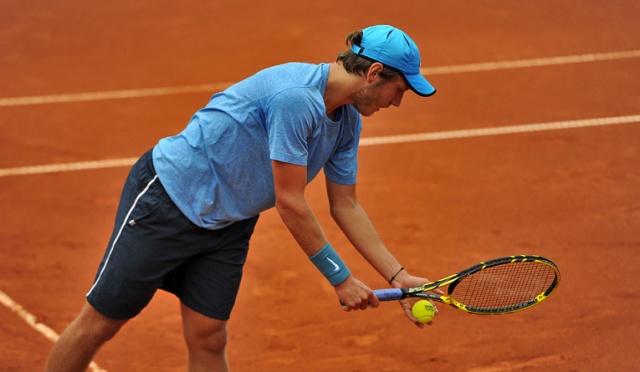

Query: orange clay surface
<box><xmin>1</xmin><ymin>1</ymin><xmax>639</xmax><ymax>371</ymax></box>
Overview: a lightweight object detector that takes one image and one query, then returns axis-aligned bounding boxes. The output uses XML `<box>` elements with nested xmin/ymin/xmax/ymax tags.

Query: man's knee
<box><xmin>185</xmin><ymin>323</ymin><xmax>228</xmax><ymax>354</ymax></box>
<box><xmin>73</xmin><ymin>302</ymin><xmax>127</xmax><ymax>344</ymax></box>
<box><xmin>181</xmin><ymin>304</ymin><xmax>229</xmax><ymax>354</ymax></box>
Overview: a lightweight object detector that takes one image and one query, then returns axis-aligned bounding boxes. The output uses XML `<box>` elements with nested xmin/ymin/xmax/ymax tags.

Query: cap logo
<box><xmin>402</xmin><ymin>35</ymin><xmax>411</xmax><ymax>48</ymax></box>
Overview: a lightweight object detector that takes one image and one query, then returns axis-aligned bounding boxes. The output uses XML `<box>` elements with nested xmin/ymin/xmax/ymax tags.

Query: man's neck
<box><xmin>323</xmin><ymin>62</ymin><xmax>363</xmax><ymax>117</ymax></box>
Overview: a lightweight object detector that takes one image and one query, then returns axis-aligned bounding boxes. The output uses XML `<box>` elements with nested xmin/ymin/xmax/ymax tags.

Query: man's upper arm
<box><xmin>272</xmin><ymin>160</ymin><xmax>308</xmax><ymax>201</ymax></box>
<box><xmin>326</xmin><ymin>178</ymin><xmax>358</xmax><ymax>212</ymax></box>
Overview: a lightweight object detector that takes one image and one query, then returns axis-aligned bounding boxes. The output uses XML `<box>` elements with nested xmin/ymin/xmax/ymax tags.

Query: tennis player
<box><xmin>46</xmin><ymin>24</ymin><xmax>437</xmax><ymax>371</ymax></box>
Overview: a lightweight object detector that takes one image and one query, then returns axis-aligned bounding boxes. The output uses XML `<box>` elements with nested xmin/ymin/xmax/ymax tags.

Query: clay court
<box><xmin>1</xmin><ymin>1</ymin><xmax>639</xmax><ymax>370</ymax></box>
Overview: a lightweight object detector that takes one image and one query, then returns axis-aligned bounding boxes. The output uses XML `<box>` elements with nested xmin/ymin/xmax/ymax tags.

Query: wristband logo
<box><xmin>326</xmin><ymin>257</ymin><xmax>340</xmax><ymax>272</ymax></box>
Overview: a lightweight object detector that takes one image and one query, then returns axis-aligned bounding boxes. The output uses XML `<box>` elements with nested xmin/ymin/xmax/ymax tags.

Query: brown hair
<box><xmin>336</xmin><ymin>30</ymin><xmax>402</xmax><ymax>80</ymax></box>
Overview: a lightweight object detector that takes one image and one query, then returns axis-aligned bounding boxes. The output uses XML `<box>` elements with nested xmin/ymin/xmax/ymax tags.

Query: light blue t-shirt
<box><xmin>152</xmin><ymin>63</ymin><xmax>362</xmax><ymax>229</ymax></box>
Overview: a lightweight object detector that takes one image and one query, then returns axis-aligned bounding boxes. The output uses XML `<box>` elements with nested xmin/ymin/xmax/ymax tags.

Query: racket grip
<box><xmin>373</xmin><ymin>288</ymin><xmax>404</xmax><ymax>301</ymax></box>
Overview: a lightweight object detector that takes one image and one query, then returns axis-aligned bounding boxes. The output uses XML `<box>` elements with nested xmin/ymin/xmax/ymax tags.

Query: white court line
<box><xmin>0</xmin><ymin>114</ymin><xmax>638</xmax><ymax>178</ymax></box>
<box><xmin>422</xmin><ymin>49</ymin><xmax>640</xmax><ymax>75</ymax></box>
<box><xmin>0</xmin><ymin>50</ymin><xmax>639</xmax><ymax>107</ymax></box>
<box><xmin>0</xmin><ymin>290</ymin><xmax>106</xmax><ymax>372</ymax></box>
<box><xmin>359</xmin><ymin>115</ymin><xmax>640</xmax><ymax>146</ymax></box>
<box><xmin>0</xmin><ymin>83</ymin><xmax>232</xmax><ymax>107</ymax></box>
<box><xmin>0</xmin><ymin>157</ymin><xmax>140</xmax><ymax>177</ymax></box>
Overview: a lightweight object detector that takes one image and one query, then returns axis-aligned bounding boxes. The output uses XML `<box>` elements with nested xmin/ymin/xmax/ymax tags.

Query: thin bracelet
<box><xmin>388</xmin><ymin>267</ymin><xmax>404</xmax><ymax>284</ymax></box>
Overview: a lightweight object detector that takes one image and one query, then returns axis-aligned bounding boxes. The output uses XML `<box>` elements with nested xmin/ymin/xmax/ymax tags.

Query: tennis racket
<box><xmin>374</xmin><ymin>255</ymin><xmax>560</xmax><ymax>315</ymax></box>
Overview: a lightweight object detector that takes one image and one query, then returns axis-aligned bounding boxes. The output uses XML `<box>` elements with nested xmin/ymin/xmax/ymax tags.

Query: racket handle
<box><xmin>338</xmin><ymin>288</ymin><xmax>405</xmax><ymax>306</ymax></box>
<box><xmin>373</xmin><ymin>288</ymin><xmax>404</xmax><ymax>301</ymax></box>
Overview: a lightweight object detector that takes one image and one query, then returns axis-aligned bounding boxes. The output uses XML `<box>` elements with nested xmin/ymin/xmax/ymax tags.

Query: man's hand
<box><xmin>335</xmin><ymin>276</ymin><xmax>379</xmax><ymax>311</ymax></box>
<box><xmin>392</xmin><ymin>272</ymin><xmax>443</xmax><ymax>328</ymax></box>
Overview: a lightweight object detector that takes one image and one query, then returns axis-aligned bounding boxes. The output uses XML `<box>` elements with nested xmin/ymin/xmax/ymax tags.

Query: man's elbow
<box><xmin>329</xmin><ymin>202</ymin><xmax>358</xmax><ymax>221</ymax></box>
<box><xmin>275</xmin><ymin>193</ymin><xmax>305</xmax><ymax>218</ymax></box>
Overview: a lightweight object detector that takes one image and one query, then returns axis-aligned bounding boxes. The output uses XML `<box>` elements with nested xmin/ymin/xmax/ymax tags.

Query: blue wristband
<box><xmin>309</xmin><ymin>242</ymin><xmax>351</xmax><ymax>286</ymax></box>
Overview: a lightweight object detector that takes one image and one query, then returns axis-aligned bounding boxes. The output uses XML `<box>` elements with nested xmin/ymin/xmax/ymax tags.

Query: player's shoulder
<box><xmin>257</xmin><ymin>62</ymin><xmax>327</xmax><ymax>87</ymax></box>
<box><xmin>265</xmin><ymin>62</ymin><xmax>322</xmax><ymax>74</ymax></box>
<box><xmin>261</xmin><ymin>63</ymin><xmax>328</xmax><ymax>104</ymax></box>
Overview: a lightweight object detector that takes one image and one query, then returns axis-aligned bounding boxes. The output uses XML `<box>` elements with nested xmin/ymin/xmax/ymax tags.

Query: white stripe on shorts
<box><xmin>86</xmin><ymin>175</ymin><xmax>159</xmax><ymax>297</ymax></box>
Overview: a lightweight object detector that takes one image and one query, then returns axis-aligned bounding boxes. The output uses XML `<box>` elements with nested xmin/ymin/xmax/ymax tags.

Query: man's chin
<box><xmin>357</xmin><ymin>107</ymin><xmax>379</xmax><ymax>117</ymax></box>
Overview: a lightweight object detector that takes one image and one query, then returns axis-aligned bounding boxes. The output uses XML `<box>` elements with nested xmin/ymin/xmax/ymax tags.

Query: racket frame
<box><xmin>374</xmin><ymin>255</ymin><xmax>560</xmax><ymax>315</ymax></box>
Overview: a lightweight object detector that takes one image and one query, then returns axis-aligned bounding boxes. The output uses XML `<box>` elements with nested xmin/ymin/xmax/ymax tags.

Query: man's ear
<box><xmin>366</xmin><ymin>62</ymin><xmax>384</xmax><ymax>83</ymax></box>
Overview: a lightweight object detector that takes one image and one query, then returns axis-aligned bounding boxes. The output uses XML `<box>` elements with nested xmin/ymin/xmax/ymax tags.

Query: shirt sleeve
<box><xmin>323</xmin><ymin>108</ymin><xmax>362</xmax><ymax>185</ymax></box>
<box><xmin>265</xmin><ymin>88</ymin><xmax>322</xmax><ymax>166</ymax></box>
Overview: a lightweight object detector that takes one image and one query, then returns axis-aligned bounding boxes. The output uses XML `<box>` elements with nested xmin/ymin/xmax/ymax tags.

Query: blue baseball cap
<box><xmin>350</xmin><ymin>25</ymin><xmax>435</xmax><ymax>97</ymax></box>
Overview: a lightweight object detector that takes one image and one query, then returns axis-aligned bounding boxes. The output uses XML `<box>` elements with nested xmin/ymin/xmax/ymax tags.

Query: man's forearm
<box><xmin>275</xmin><ymin>196</ymin><xmax>327</xmax><ymax>256</ymax></box>
<box><xmin>331</xmin><ymin>203</ymin><xmax>402</xmax><ymax>282</ymax></box>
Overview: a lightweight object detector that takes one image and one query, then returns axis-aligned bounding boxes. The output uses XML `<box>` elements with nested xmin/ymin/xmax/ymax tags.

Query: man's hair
<box><xmin>336</xmin><ymin>30</ymin><xmax>403</xmax><ymax>80</ymax></box>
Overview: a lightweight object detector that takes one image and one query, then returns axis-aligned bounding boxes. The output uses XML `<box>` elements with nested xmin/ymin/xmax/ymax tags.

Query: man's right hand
<box><xmin>335</xmin><ymin>275</ymin><xmax>379</xmax><ymax>311</ymax></box>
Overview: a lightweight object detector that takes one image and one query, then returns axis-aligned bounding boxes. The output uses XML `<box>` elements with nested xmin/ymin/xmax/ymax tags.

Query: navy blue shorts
<box><xmin>86</xmin><ymin>150</ymin><xmax>259</xmax><ymax>320</ymax></box>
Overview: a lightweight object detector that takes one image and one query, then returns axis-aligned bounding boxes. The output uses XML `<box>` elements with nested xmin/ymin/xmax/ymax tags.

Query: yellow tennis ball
<box><xmin>411</xmin><ymin>300</ymin><xmax>435</xmax><ymax>323</ymax></box>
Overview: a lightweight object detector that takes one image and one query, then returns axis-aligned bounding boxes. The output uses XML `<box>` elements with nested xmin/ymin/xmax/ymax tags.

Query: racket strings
<box><xmin>451</xmin><ymin>261</ymin><xmax>557</xmax><ymax>311</ymax></box>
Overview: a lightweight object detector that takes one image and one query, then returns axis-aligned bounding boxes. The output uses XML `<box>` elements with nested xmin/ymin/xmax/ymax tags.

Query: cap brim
<box><xmin>404</xmin><ymin>73</ymin><xmax>436</xmax><ymax>97</ymax></box>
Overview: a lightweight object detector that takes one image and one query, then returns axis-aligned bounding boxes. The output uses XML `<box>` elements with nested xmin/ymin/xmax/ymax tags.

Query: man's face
<box><xmin>353</xmin><ymin>76</ymin><xmax>409</xmax><ymax>117</ymax></box>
